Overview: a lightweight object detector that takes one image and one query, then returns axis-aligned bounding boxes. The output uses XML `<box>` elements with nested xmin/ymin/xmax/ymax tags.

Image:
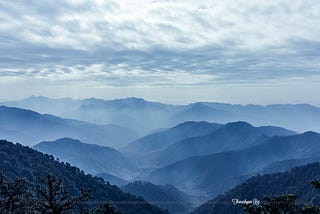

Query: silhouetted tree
<box><xmin>301</xmin><ymin>181</ymin><xmax>320</xmax><ymax>213</ymax></box>
<box><xmin>36</xmin><ymin>174</ymin><xmax>92</xmax><ymax>214</ymax></box>
<box><xmin>0</xmin><ymin>173</ymin><xmax>37</xmax><ymax>213</ymax></box>
<box><xmin>0</xmin><ymin>140</ymin><xmax>167</xmax><ymax>214</ymax></box>
<box><xmin>311</xmin><ymin>181</ymin><xmax>320</xmax><ymax>190</ymax></box>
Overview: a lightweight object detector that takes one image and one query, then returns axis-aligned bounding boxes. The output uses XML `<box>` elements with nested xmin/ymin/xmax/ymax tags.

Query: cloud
<box><xmin>0</xmin><ymin>0</ymin><xmax>319</xmax><ymax>97</ymax></box>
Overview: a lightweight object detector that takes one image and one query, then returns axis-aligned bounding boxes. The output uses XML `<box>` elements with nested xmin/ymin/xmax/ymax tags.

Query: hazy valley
<box><xmin>1</xmin><ymin>96</ymin><xmax>320</xmax><ymax>213</ymax></box>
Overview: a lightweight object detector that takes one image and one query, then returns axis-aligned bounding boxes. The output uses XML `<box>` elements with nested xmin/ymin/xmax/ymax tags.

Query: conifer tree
<box><xmin>36</xmin><ymin>174</ymin><xmax>92</xmax><ymax>214</ymax></box>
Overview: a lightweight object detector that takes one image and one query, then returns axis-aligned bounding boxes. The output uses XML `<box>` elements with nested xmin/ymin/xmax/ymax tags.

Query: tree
<box><xmin>36</xmin><ymin>174</ymin><xmax>92</xmax><ymax>214</ymax></box>
<box><xmin>243</xmin><ymin>194</ymin><xmax>297</xmax><ymax>214</ymax></box>
<box><xmin>301</xmin><ymin>181</ymin><xmax>320</xmax><ymax>213</ymax></box>
<box><xmin>243</xmin><ymin>181</ymin><xmax>320</xmax><ymax>214</ymax></box>
<box><xmin>0</xmin><ymin>173</ymin><xmax>37</xmax><ymax>213</ymax></box>
<box><xmin>311</xmin><ymin>181</ymin><xmax>320</xmax><ymax>190</ymax></box>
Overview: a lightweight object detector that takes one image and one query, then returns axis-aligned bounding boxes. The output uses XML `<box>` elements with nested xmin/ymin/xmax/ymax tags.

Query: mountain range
<box><xmin>2</xmin><ymin>96</ymin><xmax>177</xmax><ymax>135</ymax></box>
<box><xmin>33</xmin><ymin>138</ymin><xmax>139</xmax><ymax>179</ymax></box>
<box><xmin>121</xmin><ymin>121</ymin><xmax>222</xmax><ymax>167</ymax></box>
<box><xmin>2</xmin><ymin>96</ymin><xmax>320</xmax><ymax>213</ymax></box>
<box><xmin>123</xmin><ymin>121</ymin><xmax>296</xmax><ymax>168</ymax></box>
<box><xmin>0</xmin><ymin>105</ymin><xmax>138</xmax><ymax>148</ymax></box>
<box><xmin>3</xmin><ymin>96</ymin><xmax>320</xmax><ymax>134</ymax></box>
<box><xmin>146</xmin><ymin>131</ymin><xmax>320</xmax><ymax>199</ymax></box>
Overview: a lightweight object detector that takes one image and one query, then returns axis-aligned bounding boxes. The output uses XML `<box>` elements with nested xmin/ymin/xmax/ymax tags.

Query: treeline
<box><xmin>242</xmin><ymin>181</ymin><xmax>320</xmax><ymax>213</ymax></box>
<box><xmin>0</xmin><ymin>140</ymin><xmax>167</xmax><ymax>214</ymax></box>
<box><xmin>192</xmin><ymin>163</ymin><xmax>320</xmax><ymax>214</ymax></box>
<box><xmin>0</xmin><ymin>173</ymin><xmax>119</xmax><ymax>213</ymax></box>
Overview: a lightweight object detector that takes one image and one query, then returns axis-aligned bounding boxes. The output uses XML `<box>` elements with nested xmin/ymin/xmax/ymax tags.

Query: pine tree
<box><xmin>0</xmin><ymin>173</ymin><xmax>37</xmax><ymax>213</ymax></box>
<box><xmin>36</xmin><ymin>174</ymin><xmax>92</xmax><ymax>214</ymax></box>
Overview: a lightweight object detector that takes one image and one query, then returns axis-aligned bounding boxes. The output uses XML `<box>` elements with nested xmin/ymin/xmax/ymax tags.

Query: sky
<box><xmin>0</xmin><ymin>0</ymin><xmax>319</xmax><ymax>105</ymax></box>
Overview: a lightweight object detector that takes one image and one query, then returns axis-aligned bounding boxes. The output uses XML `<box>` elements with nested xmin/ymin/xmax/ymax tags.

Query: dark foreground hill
<box><xmin>122</xmin><ymin>181</ymin><xmax>194</xmax><ymax>214</ymax></box>
<box><xmin>0</xmin><ymin>139</ymin><xmax>167</xmax><ymax>214</ymax></box>
<box><xmin>191</xmin><ymin>163</ymin><xmax>320</xmax><ymax>214</ymax></box>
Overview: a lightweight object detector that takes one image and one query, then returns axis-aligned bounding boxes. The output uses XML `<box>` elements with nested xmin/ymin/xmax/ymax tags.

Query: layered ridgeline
<box><xmin>122</xmin><ymin>181</ymin><xmax>194</xmax><ymax>214</ymax></box>
<box><xmin>0</xmin><ymin>106</ymin><xmax>138</xmax><ymax>148</ymax></box>
<box><xmin>144</xmin><ymin>130</ymin><xmax>320</xmax><ymax>199</ymax></box>
<box><xmin>0</xmin><ymin>139</ymin><xmax>167</xmax><ymax>214</ymax></box>
<box><xmin>121</xmin><ymin>121</ymin><xmax>222</xmax><ymax>167</ymax></box>
<box><xmin>3</xmin><ymin>96</ymin><xmax>320</xmax><ymax>133</ymax></box>
<box><xmin>191</xmin><ymin>163</ymin><xmax>320</xmax><ymax>214</ymax></box>
<box><xmin>2</xmin><ymin>96</ymin><xmax>178</xmax><ymax>135</ymax></box>
<box><xmin>122</xmin><ymin>121</ymin><xmax>296</xmax><ymax>168</ymax></box>
<box><xmin>96</xmin><ymin>172</ymin><xmax>130</xmax><ymax>186</ymax></box>
<box><xmin>34</xmin><ymin>138</ymin><xmax>139</xmax><ymax>180</ymax></box>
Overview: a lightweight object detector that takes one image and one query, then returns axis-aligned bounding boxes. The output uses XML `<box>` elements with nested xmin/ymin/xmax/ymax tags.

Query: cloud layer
<box><xmin>0</xmin><ymin>0</ymin><xmax>319</xmax><ymax>103</ymax></box>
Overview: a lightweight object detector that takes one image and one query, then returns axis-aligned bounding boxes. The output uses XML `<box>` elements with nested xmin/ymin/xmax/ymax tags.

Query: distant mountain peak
<box><xmin>27</xmin><ymin>95</ymin><xmax>47</xmax><ymax>100</ymax></box>
<box><xmin>224</xmin><ymin>121</ymin><xmax>254</xmax><ymax>129</ymax></box>
<box><xmin>174</xmin><ymin>121</ymin><xmax>211</xmax><ymax>128</ymax></box>
<box><xmin>41</xmin><ymin>137</ymin><xmax>82</xmax><ymax>145</ymax></box>
<box><xmin>35</xmin><ymin>138</ymin><xmax>110</xmax><ymax>150</ymax></box>
<box><xmin>188</xmin><ymin>102</ymin><xmax>212</xmax><ymax>110</ymax></box>
<box><xmin>300</xmin><ymin>131</ymin><xmax>320</xmax><ymax>137</ymax></box>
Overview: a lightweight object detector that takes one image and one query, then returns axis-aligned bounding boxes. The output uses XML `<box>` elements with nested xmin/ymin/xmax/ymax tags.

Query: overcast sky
<box><xmin>0</xmin><ymin>0</ymin><xmax>319</xmax><ymax>105</ymax></box>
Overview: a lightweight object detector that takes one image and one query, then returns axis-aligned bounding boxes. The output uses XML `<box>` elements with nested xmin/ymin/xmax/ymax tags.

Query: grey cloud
<box><xmin>0</xmin><ymin>0</ymin><xmax>319</xmax><ymax>88</ymax></box>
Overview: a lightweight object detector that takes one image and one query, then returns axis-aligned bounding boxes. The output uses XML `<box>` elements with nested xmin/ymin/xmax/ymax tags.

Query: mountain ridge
<box><xmin>33</xmin><ymin>137</ymin><xmax>139</xmax><ymax>180</ymax></box>
<box><xmin>0</xmin><ymin>139</ymin><xmax>167</xmax><ymax>214</ymax></box>
<box><xmin>191</xmin><ymin>162</ymin><xmax>320</xmax><ymax>214</ymax></box>
<box><xmin>3</xmin><ymin>96</ymin><xmax>320</xmax><ymax>133</ymax></box>
<box><xmin>0</xmin><ymin>105</ymin><xmax>138</xmax><ymax>147</ymax></box>
<box><xmin>146</xmin><ymin>131</ymin><xmax>320</xmax><ymax>200</ymax></box>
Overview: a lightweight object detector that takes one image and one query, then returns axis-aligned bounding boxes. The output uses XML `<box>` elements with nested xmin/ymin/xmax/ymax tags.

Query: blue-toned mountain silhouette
<box><xmin>34</xmin><ymin>138</ymin><xmax>139</xmax><ymax>179</ymax></box>
<box><xmin>0</xmin><ymin>105</ymin><xmax>138</xmax><ymax>148</ymax></box>
<box><xmin>146</xmin><ymin>132</ymin><xmax>320</xmax><ymax>199</ymax></box>
<box><xmin>4</xmin><ymin>96</ymin><xmax>320</xmax><ymax>133</ymax></box>
<box><xmin>123</xmin><ymin>121</ymin><xmax>296</xmax><ymax>168</ymax></box>
<box><xmin>122</xmin><ymin>180</ymin><xmax>194</xmax><ymax>214</ymax></box>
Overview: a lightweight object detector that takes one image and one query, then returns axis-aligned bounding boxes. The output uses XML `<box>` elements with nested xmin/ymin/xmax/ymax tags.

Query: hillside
<box><xmin>0</xmin><ymin>105</ymin><xmax>138</xmax><ymax>147</ymax></box>
<box><xmin>0</xmin><ymin>139</ymin><xmax>167</xmax><ymax>214</ymax></box>
<box><xmin>168</xmin><ymin>103</ymin><xmax>234</xmax><ymax>125</ymax></box>
<box><xmin>122</xmin><ymin>181</ymin><xmax>194</xmax><ymax>214</ymax></box>
<box><xmin>121</xmin><ymin>121</ymin><xmax>222</xmax><ymax>166</ymax></box>
<box><xmin>96</xmin><ymin>172</ymin><xmax>130</xmax><ymax>186</ymax></box>
<box><xmin>34</xmin><ymin>138</ymin><xmax>139</xmax><ymax>179</ymax></box>
<box><xmin>144</xmin><ymin>122</ymin><xmax>295</xmax><ymax>167</ymax></box>
<box><xmin>191</xmin><ymin>163</ymin><xmax>320</xmax><ymax>214</ymax></box>
<box><xmin>147</xmin><ymin>132</ymin><xmax>320</xmax><ymax>198</ymax></box>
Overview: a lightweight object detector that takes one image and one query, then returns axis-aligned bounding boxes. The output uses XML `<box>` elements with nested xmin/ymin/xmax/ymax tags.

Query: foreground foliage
<box><xmin>192</xmin><ymin>163</ymin><xmax>320</xmax><ymax>214</ymax></box>
<box><xmin>0</xmin><ymin>173</ymin><xmax>121</xmax><ymax>213</ymax></box>
<box><xmin>0</xmin><ymin>140</ymin><xmax>167</xmax><ymax>214</ymax></box>
<box><xmin>243</xmin><ymin>181</ymin><xmax>320</xmax><ymax>214</ymax></box>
